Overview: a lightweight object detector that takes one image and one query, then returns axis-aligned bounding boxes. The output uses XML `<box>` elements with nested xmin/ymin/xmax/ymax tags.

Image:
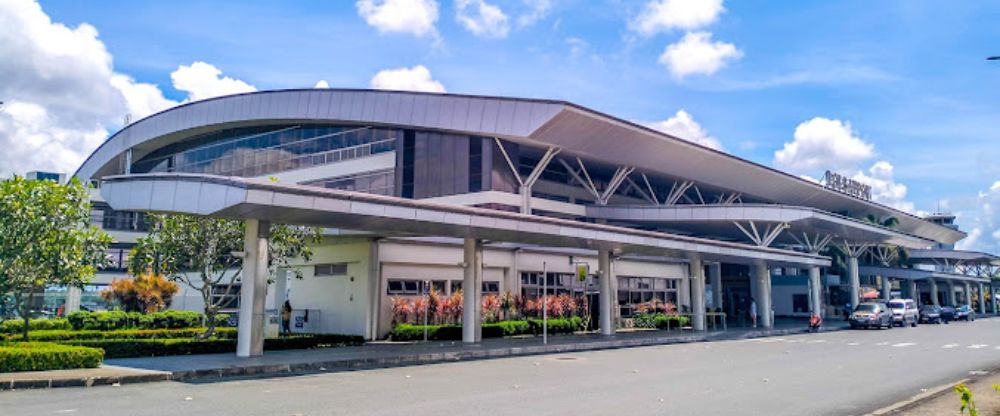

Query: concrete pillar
<box><xmin>947</xmin><ymin>281</ymin><xmax>957</xmax><ymax>306</ymax></box>
<box><xmin>808</xmin><ymin>266</ymin><xmax>822</xmax><ymax>317</ymax></box>
<box><xmin>908</xmin><ymin>281</ymin><xmax>918</xmax><ymax>302</ymax></box>
<box><xmin>929</xmin><ymin>279</ymin><xmax>940</xmax><ymax>306</ymax></box>
<box><xmin>848</xmin><ymin>256</ymin><xmax>861</xmax><ymax>308</ymax></box>
<box><xmin>519</xmin><ymin>185</ymin><xmax>531</xmax><ymax>215</ymax></box>
<box><xmin>237</xmin><ymin>219</ymin><xmax>269</xmax><ymax>358</ymax></box>
<box><xmin>880</xmin><ymin>275</ymin><xmax>892</xmax><ymax>301</ymax></box>
<box><xmin>709</xmin><ymin>262</ymin><xmax>723</xmax><ymax>311</ymax></box>
<box><xmin>679</xmin><ymin>274</ymin><xmax>691</xmax><ymax>312</ymax></box>
<box><xmin>753</xmin><ymin>261</ymin><xmax>773</xmax><ymax>328</ymax></box>
<box><xmin>598</xmin><ymin>249</ymin><xmax>614</xmax><ymax>336</ymax></box>
<box><xmin>462</xmin><ymin>238</ymin><xmax>483</xmax><ymax>344</ymax></box>
<box><xmin>689</xmin><ymin>256</ymin><xmax>706</xmax><ymax>331</ymax></box>
<box><xmin>979</xmin><ymin>283</ymin><xmax>987</xmax><ymax>314</ymax></box>
<box><xmin>366</xmin><ymin>240</ymin><xmax>381</xmax><ymax>340</ymax></box>
<box><xmin>64</xmin><ymin>286</ymin><xmax>82</xmax><ymax>315</ymax></box>
<box><xmin>964</xmin><ymin>283</ymin><xmax>973</xmax><ymax>306</ymax></box>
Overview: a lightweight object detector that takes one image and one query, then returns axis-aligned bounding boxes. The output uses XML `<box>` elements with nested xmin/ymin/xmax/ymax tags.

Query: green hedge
<box><xmin>63</xmin><ymin>334</ymin><xmax>364</xmax><ymax>359</ymax></box>
<box><xmin>391</xmin><ymin>317</ymin><xmax>586</xmax><ymax>341</ymax></box>
<box><xmin>5</xmin><ymin>327</ymin><xmax>239</xmax><ymax>342</ymax></box>
<box><xmin>0</xmin><ymin>342</ymin><xmax>104</xmax><ymax>372</ymax></box>
<box><xmin>66</xmin><ymin>311</ymin><xmax>231</xmax><ymax>331</ymax></box>
<box><xmin>633</xmin><ymin>313</ymin><xmax>690</xmax><ymax>329</ymax></box>
<box><xmin>0</xmin><ymin>318</ymin><xmax>72</xmax><ymax>334</ymax></box>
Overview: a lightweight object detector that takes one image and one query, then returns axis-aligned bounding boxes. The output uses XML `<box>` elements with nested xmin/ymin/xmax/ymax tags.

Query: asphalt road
<box><xmin>5</xmin><ymin>319</ymin><xmax>1000</xmax><ymax>416</ymax></box>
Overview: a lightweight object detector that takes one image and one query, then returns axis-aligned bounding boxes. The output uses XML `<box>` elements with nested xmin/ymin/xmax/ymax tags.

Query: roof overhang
<box><xmin>99</xmin><ymin>173</ymin><xmax>830</xmax><ymax>268</ymax></box>
<box><xmin>74</xmin><ymin>89</ymin><xmax>964</xmax><ymax>245</ymax></box>
<box><xmin>586</xmin><ymin>204</ymin><xmax>935</xmax><ymax>249</ymax></box>
<box><xmin>907</xmin><ymin>249</ymin><xmax>1000</xmax><ymax>265</ymax></box>
<box><xmin>859</xmin><ymin>266</ymin><xmax>991</xmax><ymax>284</ymax></box>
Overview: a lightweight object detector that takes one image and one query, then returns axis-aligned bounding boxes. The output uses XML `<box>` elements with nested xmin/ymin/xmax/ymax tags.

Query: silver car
<box><xmin>888</xmin><ymin>299</ymin><xmax>919</xmax><ymax>327</ymax></box>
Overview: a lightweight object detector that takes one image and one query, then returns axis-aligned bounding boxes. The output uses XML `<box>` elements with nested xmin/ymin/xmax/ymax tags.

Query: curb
<box><xmin>3</xmin><ymin>325</ymin><xmax>847</xmax><ymax>390</ymax></box>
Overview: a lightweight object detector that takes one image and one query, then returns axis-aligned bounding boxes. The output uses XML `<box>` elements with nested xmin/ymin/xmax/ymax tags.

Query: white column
<box><xmin>881</xmin><ymin>275</ymin><xmax>892</xmax><ymax>300</ymax></box>
<box><xmin>237</xmin><ymin>219</ymin><xmax>269</xmax><ymax>358</ymax></box>
<box><xmin>367</xmin><ymin>240</ymin><xmax>382</xmax><ymax>340</ymax></box>
<box><xmin>519</xmin><ymin>185</ymin><xmax>532</xmax><ymax>215</ymax></box>
<box><xmin>929</xmin><ymin>279</ymin><xmax>940</xmax><ymax>306</ymax></box>
<box><xmin>947</xmin><ymin>281</ymin><xmax>957</xmax><ymax>306</ymax></box>
<box><xmin>689</xmin><ymin>256</ymin><xmax>706</xmax><ymax>331</ymax></box>
<box><xmin>808</xmin><ymin>266</ymin><xmax>822</xmax><ymax>318</ymax></box>
<box><xmin>978</xmin><ymin>283</ymin><xmax>987</xmax><ymax>314</ymax></box>
<box><xmin>679</xmin><ymin>275</ymin><xmax>691</xmax><ymax>312</ymax></box>
<box><xmin>462</xmin><ymin>238</ymin><xmax>483</xmax><ymax>343</ymax></box>
<box><xmin>65</xmin><ymin>286</ymin><xmax>82</xmax><ymax>315</ymax></box>
<box><xmin>709</xmin><ymin>262</ymin><xmax>723</xmax><ymax>311</ymax></box>
<box><xmin>598</xmin><ymin>249</ymin><xmax>614</xmax><ymax>336</ymax></box>
<box><xmin>753</xmin><ymin>261</ymin><xmax>773</xmax><ymax>328</ymax></box>
<box><xmin>848</xmin><ymin>256</ymin><xmax>861</xmax><ymax>308</ymax></box>
<box><xmin>908</xmin><ymin>281</ymin><xmax>918</xmax><ymax>303</ymax></box>
<box><xmin>965</xmin><ymin>283</ymin><xmax>973</xmax><ymax>306</ymax></box>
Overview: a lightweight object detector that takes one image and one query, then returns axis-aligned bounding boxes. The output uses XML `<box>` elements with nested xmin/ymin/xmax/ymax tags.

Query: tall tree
<box><xmin>0</xmin><ymin>176</ymin><xmax>112</xmax><ymax>339</ymax></box>
<box><xmin>129</xmin><ymin>214</ymin><xmax>322</xmax><ymax>338</ymax></box>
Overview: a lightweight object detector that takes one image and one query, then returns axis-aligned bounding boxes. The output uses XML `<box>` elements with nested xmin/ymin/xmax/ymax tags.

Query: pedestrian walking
<box><xmin>750</xmin><ymin>297</ymin><xmax>758</xmax><ymax>328</ymax></box>
<box><xmin>281</xmin><ymin>299</ymin><xmax>293</xmax><ymax>334</ymax></box>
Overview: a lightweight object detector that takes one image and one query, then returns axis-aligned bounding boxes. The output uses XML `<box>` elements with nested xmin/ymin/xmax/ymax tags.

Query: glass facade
<box><xmin>617</xmin><ymin>276</ymin><xmax>679</xmax><ymax>317</ymax></box>
<box><xmin>131</xmin><ymin>125</ymin><xmax>399</xmax><ymax>178</ymax></box>
<box><xmin>303</xmin><ymin>169</ymin><xmax>395</xmax><ymax>196</ymax></box>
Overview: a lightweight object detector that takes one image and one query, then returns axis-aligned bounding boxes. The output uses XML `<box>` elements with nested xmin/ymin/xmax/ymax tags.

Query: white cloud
<box><xmin>657</xmin><ymin>31</ymin><xmax>742</xmax><ymax>79</ymax></box>
<box><xmin>455</xmin><ymin>0</ymin><xmax>509</xmax><ymax>38</ymax></box>
<box><xmin>369</xmin><ymin>65</ymin><xmax>446</xmax><ymax>93</ymax></box>
<box><xmin>954</xmin><ymin>182</ymin><xmax>1000</xmax><ymax>253</ymax></box>
<box><xmin>170</xmin><ymin>61</ymin><xmax>256</xmax><ymax>102</ymax></box>
<box><xmin>314</xmin><ymin>80</ymin><xmax>331</xmax><ymax>88</ymax></box>
<box><xmin>356</xmin><ymin>0</ymin><xmax>439</xmax><ymax>37</ymax></box>
<box><xmin>631</xmin><ymin>0</ymin><xmax>725</xmax><ymax>36</ymax></box>
<box><xmin>851</xmin><ymin>161</ymin><xmax>916</xmax><ymax>213</ymax></box>
<box><xmin>110</xmin><ymin>74</ymin><xmax>177</xmax><ymax>121</ymax></box>
<box><xmin>517</xmin><ymin>0</ymin><xmax>553</xmax><ymax>27</ymax></box>
<box><xmin>774</xmin><ymin>117</ymin><xmax>875</xmax><ymax>173</ymax></box>
<box><xmin>645</xmin><ymin>110</ymin><xmax>724</xmax><ymax>151</ymax></box>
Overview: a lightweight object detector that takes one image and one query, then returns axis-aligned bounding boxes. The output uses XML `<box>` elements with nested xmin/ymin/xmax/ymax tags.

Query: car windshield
<box><xmin>855</xmin><ymin>304</ymin><xmax>878</xmax><ymax>312</ymax></box>
<box><xmin>920</xmin><ymin>306</ymin><xmax>938</xmax><ymax>312</ymax></box>
<box><xmin>888</xmin><ymin>302</ymin><xmax>904</xmax><ymax>309</ymax></box>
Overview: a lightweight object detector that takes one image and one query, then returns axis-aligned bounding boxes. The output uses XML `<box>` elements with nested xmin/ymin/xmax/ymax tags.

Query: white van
<box><xmin>888</xmin><ymin>299</ymin><xmax>919</xmax><ymax>327</ymax></box>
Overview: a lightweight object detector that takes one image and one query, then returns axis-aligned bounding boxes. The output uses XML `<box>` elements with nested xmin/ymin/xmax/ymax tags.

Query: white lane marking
<box><xmin>968</xmin><ymin>344</ymin><xmax>989</xmax><ymax>349</ymax></box>
<box><xmin>807</xmin><ymin>340</ymin><xmax>827</xmax><ymax>344</ymax></box>
<box><xmin>892</xmin><ymin>342</ymin><xmax>916</xmax><ymax>347</ymax></box>
<box><xmin>847</xmin><ymin>342</ymin><xmax>861</xmax><ymax>346</ymax></box>
<box><xmin>942</xmin><ymin>343</ymin><xmax>960</xmax><ymax>349</ymax></box>
<box><xmin>875</xmin><ymin>342</ymin><xmax>890</xmax><ymax>346</ymax></box>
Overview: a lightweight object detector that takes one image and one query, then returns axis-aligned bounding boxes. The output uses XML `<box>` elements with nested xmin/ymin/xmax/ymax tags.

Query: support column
<box><xmin>462</xmin><ymin>238</ymin><xmax>483</xmax><ymax>344</ymax></box>
<box><xmin>64</xmin><ymin>286</ymin><xmax>82</xmax><ymax>315</ymax></box>
<box><xmin>598</xmin><ymin>249</ymin><xmax>614</xmax><ymax>336</ymax></box>
<box><xmin>979</xmin><ymin>283</ymin><xmax>987</xmax><ymax>314</ymax></box>
<box><xmin>709</xmin><ymin>262</ymin><xmax>723</xmax><ymax>311</ymax></box>
<box><xmin>237</xmin><ymin>219</ymin><xmax>269</xmax><ymax>358</ymax></box>
<box><xmin>881</xmin><ymin>275</ymin><xmax>892</xmax><ymax>301</ymax></box>
<box><xmin>679</xmin><ymin>276</ymin><xmax>691</xmax><ymax>312</ymax></box>
<box><xmin>929</xmin><ymin>279</ymin><xmax>940</xmax><ymax>306</ymax></box>
<box><xmin>753</xmin><ymin>261</ymin><xmax>773</xmax><ymax>328</ymax></box>
<box><xmin>848</xmin><ymin>256</ymin><xmax>861</xmax><ymax>308</ymax></box>
<box><xmin>808</xmin><ymin>266</ymin><xmax>822</xmax><ymax>318</ymax></box>
<box><xmin>947</xmin><ymin>281</ymin><xmax>957</xmax><ymax>306</ymax></box>
<box><xmin>519</xmin><ymin>185</ymin><xmax>532</xmax><ymax>215</ymax></box>
<box><xmin>367</xmin><ymin>239</ymin><xmax>382</xmax><ymax>340</ymax></box>
<box><xmin>689</xmin><ymin>256</ymin><xmax>706</xmax><ymax>331</ymax></box>
<box><xmin>908</xmin><ymin>280</ymin><xmax>918</xmax><ymax>302</ymax></box>
<box><xmin>965</xmin><ymin>282</ymin><xmax>973</xmax><ymax>306</ymax></box>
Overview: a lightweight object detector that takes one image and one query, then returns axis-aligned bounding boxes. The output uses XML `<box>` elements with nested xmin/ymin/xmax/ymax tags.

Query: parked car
<box><xmin>940</xmin><ymin>306</ymin><xmax>956</xmax><ymax>323</ymax></box>
<box><xmin>888</xmin><ymin>299</ymin><xmax>919</xmax><ymax>327</ymax></box>
<box><xmin>849</xmin><ymin>302</ymin><xmax>894</xmax><ymax>329</ymax></box>
<box><xmin>919</xmin><ymin>305</ymin><xmax>942</xmax><ymax>324</ymax></box>
<box><xmin>954</xmin><ymin>305</ymin><xmax>976</xmax><ymax>321</ymax></box>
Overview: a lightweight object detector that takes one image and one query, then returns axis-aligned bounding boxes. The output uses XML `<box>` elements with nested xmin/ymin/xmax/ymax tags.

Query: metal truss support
<box><xmin>493</xmin><ymin>138</ymin><xmax>561</xmax><ymax>214</ymax></box>
<box><xmin>788</xmin><ymin>231</ymin><xmax>833</xmax><ymax>254</ymax></box>
<box><xmin>556</xmin><ymin>157</ymin><xmax>634</xmax><ymax>205</ymax></box>
<box><xmin>840</xmin><ymin>241</ymin><xmax>872</xmax><ymax>308</ymax></box>
<box><xmin>870</xmin><ymin>245</ymin><xmax>900</xmax><ymax>267</ymax></box>
<box><xmin>733</xmin><ymin>220</ymin><xmax>790</xmax><ymax>247</ymax></box>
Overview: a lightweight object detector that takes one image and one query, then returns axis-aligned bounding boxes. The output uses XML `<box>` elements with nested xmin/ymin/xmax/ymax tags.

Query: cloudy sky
<box><xmin>1</xmin><ymin>0</ymin><xmax>998</xmax><ymax>253</ymax></box>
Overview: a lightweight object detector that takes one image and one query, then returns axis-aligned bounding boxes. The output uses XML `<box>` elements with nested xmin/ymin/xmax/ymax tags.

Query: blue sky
<box><xmin>5</xmin><ymin>0</ymin><xmax>1000</xmax><ymax>251</ymax></box>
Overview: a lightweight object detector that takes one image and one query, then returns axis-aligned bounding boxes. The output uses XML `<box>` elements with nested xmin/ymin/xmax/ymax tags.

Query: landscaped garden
<box><xmin>388</xmin><ymin>291</ymin><xmax>690</xmax><ymax>341</ymax></box>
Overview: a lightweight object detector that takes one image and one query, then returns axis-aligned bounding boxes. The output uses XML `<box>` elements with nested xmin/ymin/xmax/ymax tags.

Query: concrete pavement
<box><xmin>3</xmin><ymin>319</ymin><xmax>1000</xmax><ymax>415</ymax></box>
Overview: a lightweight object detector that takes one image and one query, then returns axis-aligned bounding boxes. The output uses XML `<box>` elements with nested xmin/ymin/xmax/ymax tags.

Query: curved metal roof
<box><xmin>74</xmin><ymin>88</ymin><xmax>965</xmax><ymax>245</ymax></box>
<box><xmin>908</xmin><ymin>249</ymin><xmax>1000</xmax><ymax>265</ymax></box>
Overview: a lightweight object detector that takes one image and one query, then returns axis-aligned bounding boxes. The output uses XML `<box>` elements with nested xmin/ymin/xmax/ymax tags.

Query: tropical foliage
<box><xmin>100</xmin><ymin>271</ymin><xmax>179</xmax><ymax>313</ymax></box>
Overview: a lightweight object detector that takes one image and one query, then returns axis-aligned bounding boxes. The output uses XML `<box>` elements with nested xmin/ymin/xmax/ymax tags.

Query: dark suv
<box><xmin>919</xmin><ymin>305</ymin><xmax>942</xmax><ymax>324</ymax></box>
<box><xmin>850</xmin><ymin>302</ymin><xmax>894</xmax><ymax>329</ymax></box>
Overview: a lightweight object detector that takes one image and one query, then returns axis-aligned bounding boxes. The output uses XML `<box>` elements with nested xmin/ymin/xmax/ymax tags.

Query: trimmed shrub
<box><xmin>5</xmin><ymin>327</ymin><xmax>239</xmax><ymax>342</ymax></box>
<box><xmin>66</xmin><ymin>311</ymin><xmax>231</xmax><ymax>331</ymax></box>
<box><xmin>0</xmin><ymin>342</ymin><xmax>104</xmax><ymax>372</ymax></box>
<box><xmin>0</xmin><ymin>318</ymin><xmax>71</xmax><ymax>334</ymax></box>
<box><xmin>63</xmin><ymin>334</ymin><xmax>363</xmax><ymax>359</ymax></box>
<box><xmin>390</xmin><ymin>319</ymin><xmax>582</xmax><ymax>341</ymax></box>
<box><xmin>527</xmin><ymin>317</ymin><xmax>585</xmax><ymax>335</ymax></box>
<box><xmin>633</xmin><ymin>313</ymin><xmax>689</xmax><ymax>330</ymax></box>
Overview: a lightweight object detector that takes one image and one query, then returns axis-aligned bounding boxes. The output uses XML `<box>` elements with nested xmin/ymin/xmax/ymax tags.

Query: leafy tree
<box><xmin>129</xmin><ymin>214</ymin><xmax>322</xmax><ymax>338</ymax></box>
<box><xmin>100</xmin><ymin>271</ymin><xmax>179</xmax><ymax>313</ymax></box>
<box><xmin>0</xmin><ymin>176</ymin><xmax>112</xmax><ymax>340</ymax></box>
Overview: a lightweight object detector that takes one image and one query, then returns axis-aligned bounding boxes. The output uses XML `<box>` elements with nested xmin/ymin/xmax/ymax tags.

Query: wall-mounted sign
<box><xmin>575</xmin><ymin>263</ymin><xmax>589</xmax><ymax>282</ymax></box>
<box><xmin>824</xmin><ymin>170</ymin><xmax>872</xmax><ymax>201</ymax></box>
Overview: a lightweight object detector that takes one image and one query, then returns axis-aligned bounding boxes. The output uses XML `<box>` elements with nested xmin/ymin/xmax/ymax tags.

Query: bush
<box><xmin>63</xmin><ymin>334</ymin><xmax>363</xmax><ymax>359</ymax></box>
<box><xmin>0</xmin><ymin>318</ymin><xmax>72</xmax><ymax>334</ymax></box>
<box><xmin>66</xmin><ymin>311</ymin><xmax>231</xmax><ymax>331</ymax></box>
<box><xmin>528</xmin><ymin>317</ymin><xmax>585</xmax><ymax>335</ymax></box>
<box><xmin>0</xmin><ymin>342</ymin><xmax>104</xmax><ymax>372</ymax></box>
<box><xmin>390</xmin><ymin>318</ymin><xmax>582</xmax><ymax>341</ymax></box>
<box><xmin>632</xmin><ymin>313</ymin><xmax>689</xmax><ymax>330</ymax></box>
<box><xmin>5</xmin><ymin>327</ymin><xmax>239</xmax><ymax>342</ymax></box>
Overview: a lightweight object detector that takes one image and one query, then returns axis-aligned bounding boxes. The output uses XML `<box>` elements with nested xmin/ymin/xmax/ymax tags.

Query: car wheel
<box><xmin>911</xmin><ymin>319</ymin><xmax>918</xmax><ymax>327</ymax></box>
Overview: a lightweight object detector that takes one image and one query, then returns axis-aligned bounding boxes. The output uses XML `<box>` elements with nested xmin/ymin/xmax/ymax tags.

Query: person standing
<box><xmin>281</xmin><ymin>300</ymin><xmax>293</xmax><ymax>335</ymax></box>
<box><xmin>749</xmin><ymin>297</ymin><xmax>758</xmax><ymax>328</ymax></box>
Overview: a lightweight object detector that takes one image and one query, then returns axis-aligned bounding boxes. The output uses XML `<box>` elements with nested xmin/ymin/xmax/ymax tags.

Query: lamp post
<box><xmin>542</xmin><ymin>261</ymin><xmax>548</xmax><ymax>345</ymax></box>
<box><xmin>423</xmin><ymin>280</ymin><xmax>430</xmax><ymax>342</ymax></box>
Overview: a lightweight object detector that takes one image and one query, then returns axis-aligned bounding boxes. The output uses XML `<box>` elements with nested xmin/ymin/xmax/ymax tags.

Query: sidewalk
<box><xmin>2</xmin><ymin>319</ymin><xmax>845</xmax><ymax>390</ymax></box>
<box><xmin>872</xmin><ymin>367</ymin><xmax>1000</xmax><ymax>415</ymax></box>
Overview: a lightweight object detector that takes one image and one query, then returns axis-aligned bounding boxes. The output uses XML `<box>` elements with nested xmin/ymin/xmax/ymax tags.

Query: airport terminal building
<box><xmin>62</xmin><ymin>89</ymin><xmax>997</xmax><ymax>356</ymax></box>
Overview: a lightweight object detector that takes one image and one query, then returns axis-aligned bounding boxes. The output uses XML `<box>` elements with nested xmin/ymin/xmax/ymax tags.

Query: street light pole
<box><xmin>542</xmin><ymin>261</ymin><xmax>548</xmax><ymax>345</ymax></box>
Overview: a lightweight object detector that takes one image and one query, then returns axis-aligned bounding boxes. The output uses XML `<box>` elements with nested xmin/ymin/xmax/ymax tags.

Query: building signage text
<box><xmin>824</xmin><ymin>170</ymin><xmax>871</xmax><ymax>201</ymax></box>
